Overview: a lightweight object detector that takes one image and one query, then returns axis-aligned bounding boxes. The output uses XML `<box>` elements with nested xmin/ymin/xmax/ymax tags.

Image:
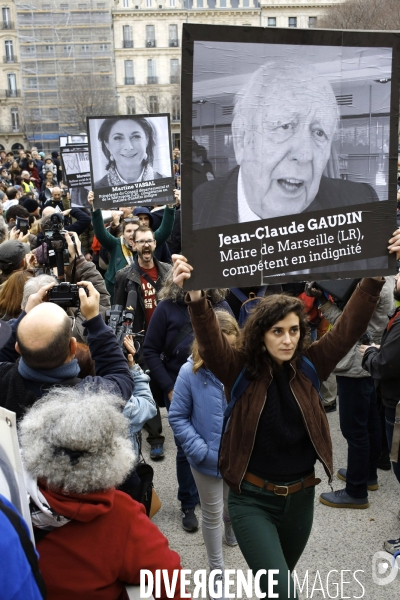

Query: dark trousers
<box><xmin>384</xmin><ymin>406</ymin><xmax>400</xmax><ymax>484</ymax></box>
<box><xmin>164</xmin><ymin>394</ymin><xmax>199</xmax><ymax>511</ymax></box>
<box><xmin>143</xmin><ymin>378</ymin><xmax>165</xmax><ymax>446</ymax></box>
<box><xmin>337</xmin><ymin>376</ymin><xmax>381</xmax><ymax>498</ymax></box>
<box><xmin>228</xmin><ymin>478</ymin><xmax>315</xmax><ymax>599</ymax></box>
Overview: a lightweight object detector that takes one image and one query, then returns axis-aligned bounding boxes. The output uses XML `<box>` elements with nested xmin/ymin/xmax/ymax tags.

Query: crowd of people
<box><xmin>1</xmin><ymin>141</ymin><xmax>400</xmax><ymax>600</ymax></box>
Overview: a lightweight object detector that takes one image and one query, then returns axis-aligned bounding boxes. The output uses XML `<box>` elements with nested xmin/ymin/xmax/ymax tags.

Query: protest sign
<box><xmin>60</xmin><ymin>146</ymin><xmax>91</xmax><ymax>188</ymax></box>
<box><xmin>67</xmin><ymin>134</ymin><xmax>88</xmax><ymax>145</ymax></box>
<box><xmin>87</xmin><ymin>114</ymin><xmax>174</xmax><ymax>209</ymax></box>
<box><xmin>181</xmin><ymin>24</ymin><xmax>400</xmax><ymax>290</ymax></box>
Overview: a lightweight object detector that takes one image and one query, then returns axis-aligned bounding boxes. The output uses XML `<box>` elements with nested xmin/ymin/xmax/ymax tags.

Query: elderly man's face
<box><xmin>236</xmin><ymin>80</ymin><xmax>337</xmax><ymax>219</ymax></box>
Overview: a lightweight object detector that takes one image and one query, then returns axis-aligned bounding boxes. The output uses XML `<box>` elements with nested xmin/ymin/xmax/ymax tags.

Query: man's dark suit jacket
<box><xmin>193</xmin><ymin>166</ymin><xmax>378</xmax><ymax>230</ymax></box>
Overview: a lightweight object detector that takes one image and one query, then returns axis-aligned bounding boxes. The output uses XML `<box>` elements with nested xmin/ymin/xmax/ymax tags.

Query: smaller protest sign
<box><xmin>60</xmin><ymin>146</ymin><xmax>91</xmax><ymax>189</ymax></box>
<box><xmin>67</xmin><ymin>134</ymin><xmax>88</xmax><ymax>145</ymax></box>
<box><xmin>87</xmin><ymin>114</ymin><xmax>174</xmax><ymax>209</ymax></box>
<box><xmin>59</xmin><ymin>135</ymin><xmax>67</xmax><ymax>148</ymax></box>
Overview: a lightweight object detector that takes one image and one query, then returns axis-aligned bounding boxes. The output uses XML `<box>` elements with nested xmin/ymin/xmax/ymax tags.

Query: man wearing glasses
<box><xmin>114</xmin><ymin>225</ymin><xmax>171</xmax><ymax>460</ymax></box>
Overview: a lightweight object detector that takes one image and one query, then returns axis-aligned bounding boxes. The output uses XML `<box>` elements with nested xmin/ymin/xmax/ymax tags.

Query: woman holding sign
<box><xmin>170</xmin><ymin>249</ymin><xmax>400</xmax><ymax>598</ymax></box>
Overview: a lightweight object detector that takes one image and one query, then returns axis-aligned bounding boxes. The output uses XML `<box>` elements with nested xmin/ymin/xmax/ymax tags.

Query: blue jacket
<box><xmin>143</xmin><ymin>299</ymin><xmax>233</xmax><ymax>395</ymax></box>
<box><xmin>168</xmin><ymin>357</ymin><xmax>226</xmax><ymax>477</ymax></box>
<box><xmin>123</xmin><ymin>364</ymin><xmax>157</xmax><ymax>456</ymax></box>
<box><xmin>0</xmin><ymin>495</ymin><xmax>43</xmax><ymax>600</ymax></box>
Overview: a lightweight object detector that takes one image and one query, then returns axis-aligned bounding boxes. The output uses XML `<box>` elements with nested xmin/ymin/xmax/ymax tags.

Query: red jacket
<box><xmin>37</xmin><ymin>486</ymin><xmax>187</xmax><ymax>600</ymax></box>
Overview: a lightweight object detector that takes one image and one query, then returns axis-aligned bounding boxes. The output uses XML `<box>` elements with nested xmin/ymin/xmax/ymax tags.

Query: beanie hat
<box><xmin>23</xmin><ymin>198</ymin><xmax>40</xmax><ymax>214</ymax></box>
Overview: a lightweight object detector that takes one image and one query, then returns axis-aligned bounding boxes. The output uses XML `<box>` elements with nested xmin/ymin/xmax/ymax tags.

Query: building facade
<box><xmin>0</xmin><ymin>0</ymin><xmax>24</xmax><ymax>151</ymax></box>
<box><xmin>113</xmin><ymin>0</ymin><xmax>342</xmax><ymax>147</ymax></box>
<box><xmin>15</xmin><ymin>0</ymin><xmax>116</xmax><ymax>153</ymax></box>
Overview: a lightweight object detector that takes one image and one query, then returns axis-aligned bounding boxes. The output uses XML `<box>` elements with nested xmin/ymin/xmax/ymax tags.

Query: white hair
<box><xmin>21</xmin><ymin>274</ymin><xmax>57</xmax><ymax>310</ymax></box>
<box><xmin>19</xmin><ymin>384</ymin><xmax>136</xmax><ymax>494</ymax></box>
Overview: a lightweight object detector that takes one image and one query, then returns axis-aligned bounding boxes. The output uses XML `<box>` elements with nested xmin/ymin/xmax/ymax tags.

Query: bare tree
<box><xmin>58</xmin><ymin>73</ymin><xmax>117</xmax><ymax>132</ymax></box>
<box><xmin>134</xmin><ymin>85</ymin><xmax>171</xmax><ymax>115</ymax></box>
<box><xmin>317</xmin><ymin>0</ymin><xmax>400</xmax><ymax>30</ymax></box>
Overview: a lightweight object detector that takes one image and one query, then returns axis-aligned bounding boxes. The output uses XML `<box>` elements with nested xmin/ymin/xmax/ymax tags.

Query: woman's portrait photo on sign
<box><xmin>88</xmin><ymin>115</ymin><xmax>172</xmax><ymax>191</ymax></box>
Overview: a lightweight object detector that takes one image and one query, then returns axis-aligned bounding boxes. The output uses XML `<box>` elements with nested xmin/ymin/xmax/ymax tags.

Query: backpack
<box><xmin>230</xmin><ymin>287</ymin><xmax>267</xmax><ymax>327</ymax></box>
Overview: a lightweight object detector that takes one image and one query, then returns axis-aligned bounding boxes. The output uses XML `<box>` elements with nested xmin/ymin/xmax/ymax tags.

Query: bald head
<box><xmin>42</xmin><ymin>206</ymin><xmax>56</xmax><ymax>218</ymax></box>
<box><xmin>17</xmin><ymin>303</ymin><xmax>73</xmax><ymax>369</ymax></box>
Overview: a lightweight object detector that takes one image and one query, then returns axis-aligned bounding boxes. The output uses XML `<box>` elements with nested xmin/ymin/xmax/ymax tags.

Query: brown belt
<box><xmin>243</xmin><ymin>471</ymin><xmax>321</xmax><ymax>497</ymax></box>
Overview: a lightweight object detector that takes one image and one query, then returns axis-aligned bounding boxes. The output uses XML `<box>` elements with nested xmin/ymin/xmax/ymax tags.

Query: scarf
<box><xmin>107</xmin><ymin>162</ymin><xmax>155</xmax><ymax>186</ymax></box>
<box><xmin>25</xmin><ymin>472</ymin><xmax>71</xmax><ymax>531</ymax></box>
<box><xmin>120</xmin><ymin>236</ymin><xmax>135</xmax><ymax>266</ymax></box>
<box><xmin>18</xmin><ymin>357</ymin><xmax>80</xmax><ymax>384</ymax></box>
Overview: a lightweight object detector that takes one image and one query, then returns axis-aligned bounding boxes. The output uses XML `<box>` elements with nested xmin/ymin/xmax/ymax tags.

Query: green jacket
<box><xmin>91</xmin><ymin>207</ymin><xmax>175</xmax><ymax>302</ymax></box>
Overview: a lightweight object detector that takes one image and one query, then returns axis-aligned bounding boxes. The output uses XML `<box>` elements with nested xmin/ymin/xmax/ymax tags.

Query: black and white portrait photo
<box><xmin>67</xmin><ymin>134</ymin><xmax>88</xmax><ymax>145</ymax></box>
<box><xmin>181</xmin><ymin>25</ymin><xmax>399</xmax><ymax>289</ymax></box>
<box><xmin>87</xmin><ymin>114</ymin><xmax>174</xmax><ymax>209</ymax></box>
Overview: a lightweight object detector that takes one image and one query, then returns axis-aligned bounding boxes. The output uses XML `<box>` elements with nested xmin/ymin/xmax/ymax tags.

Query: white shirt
<box><xmin>237</xmin><ymin>168</ymin><xmax>261</xmax><ymax>223</ymax></box>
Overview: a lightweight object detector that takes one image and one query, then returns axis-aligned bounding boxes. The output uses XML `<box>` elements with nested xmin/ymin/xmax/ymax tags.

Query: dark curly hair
<box><xmin>239</xmin><ymin>294</ymin><xmax>311</xmax><ymax>378</ymax></box>
<box><xmin>98</xmin><ymin>116</ymin><xmax>156</xmax><ymax>170</ymax></box>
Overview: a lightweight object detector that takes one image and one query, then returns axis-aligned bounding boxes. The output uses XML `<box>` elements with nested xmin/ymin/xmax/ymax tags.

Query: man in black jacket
<box><xmin>0</xmin><ymin>280</ymin><xmax>134</xmax><ymax>419</ymax></box>
<box><xmin>114</xmin><ymin>225</ymin><xmax>171</xmax><ymax>459</ymax></box>
<box><xmin>361</xmin><ymin>273</ymin><xmax>400</xmax><ymax>556</ymax></box>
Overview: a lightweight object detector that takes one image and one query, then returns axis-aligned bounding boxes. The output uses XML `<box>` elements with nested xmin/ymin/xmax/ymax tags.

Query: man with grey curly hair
<box><xmin>19</xmin><ymin>384</ymin><xmax>186</xmax><ymax>600</ymax></box>
<box><xmin>193</xmin><ymin>61</ymin><xmax>378</xmax><ymax>230</ymax></box>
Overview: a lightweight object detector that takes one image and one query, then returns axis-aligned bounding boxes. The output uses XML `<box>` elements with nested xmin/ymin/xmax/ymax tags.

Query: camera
<box><xmin>16</xmin><ymin>216</ymin><xmax>29</xmax><ymax>236</ymax></box>
<box><xmin>47</xmin><ymin>282</ymin><xmax>88</xmax><ymax>309</ymax></box>
<box><xmin>42</xmin><ymin>213</ymin><xmax>69</xmax><ymax>275</ymax></box>
<box><xmin>106</xmin><ymin>304</ymin><xmax>144</xmax><ymax>354</ymax></box>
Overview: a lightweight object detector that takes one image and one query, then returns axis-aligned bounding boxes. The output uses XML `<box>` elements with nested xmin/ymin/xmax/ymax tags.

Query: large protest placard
<box><xmin>181</xmin><ymin>24</ymin><xmax>400</xmax><ymax>290</ymax></box>
<box><xmin>87</xmin><ymin>114</ymin><xmax>174</xmax><ymax>209</ymax></box>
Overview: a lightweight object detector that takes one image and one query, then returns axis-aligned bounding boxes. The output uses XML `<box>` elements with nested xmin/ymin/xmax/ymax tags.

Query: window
<box><xmin>169</xmin><ymin>0</ymin><xmax>175</xmax><ymax>6</ymax></box>
<box><xmin>99</xmin><ymin>44</ymin><xmax>108</xmax><ymax>51</ymax></box>
<box><xmin>123</xmin><ymin>25</ymin><xmax>133</xmax><ymax>47</ymax></box>
<box><xmin>60</xmin><ymin>4</ymin><xmax>69</xmax><ymax>9</ymax></box>
<box><xmin>63</xmin><ymin>45</ymin><xmax>73</xmax><ymax>55</ymax></box>
<box><xmin>149</xmin><ymin>95</ymin><xmax>158</xmax><ymax>113</ymax></box>
<box><xmin>146</xmin><ymin>25</ymin><xmax>155</xmax><ymax>47</ymax></box>
<box><xmin>147</xmin><ymin>59</ymin><xmax>157</xmax><ymax>84</ymax></box>
<box><xmin>124</xmin><ymin>59</ymin><xmax>134</xmax><ymax>84</ymax></box>
<box><xmin>42</xmin><ymin>4</ymin><xmax>51</xmax><ymax>9</ymax></box>
<box><xmin>172</xmin><ymin>95</ymin><xmax>180</xmax><ymax>121</ymax></box>
<box><xmin>220</xmin><ymin>0</ymin><xmax>226</xmax><ymax>6</ymax></box>
<box><xmin>126</xmin><ymin>96</ymin><xmax>135</xmax><ymax>115</ymax></box>
<box><xmin>2</xmin><ymin>7</ymin><xmax>11</xmax><ymax>27</ymax></box>
<box><xmin>309</xmin><ymin>17</ymin><xmax>317</xmax><ymax>28</ymax></box>
<box><xmin>49</xmin><ymin>108</ymin><xmax>58</xmax><ymax>119</ymax></box>
<box><xmin>146</xmin><ymin>0</ymin><xmax>152</xmax><ymax>6</ymax></box>
<box><xmin>47</xmin><ymin>77</ymin><xmax>56</xmax><ymax>87</ymax></box>
<box><xmin>81</xmin><ymin>45</ymin><xmax>90</xmax><ymax>52</ymax></box>
<box><xmin>169</xmin><ymin>24</ymin><xmax>178</xmax><ymax>46</ymax></box>
<box><xmin>288</xmin><ymin>17</ymin><xmax>297</xmax><ymax>27</ymax></box>
<box><xmin>123</xmin><ymin>0</ymin><xmax>129</xmax><ymax>6</ymax></box>
<box><xmin>7</xmin><ymin>73</ymin><xmax>17</xmax><ymax>95</ymax></box>
<box><xmin>97</xmin><ymin>2</ymin><xmax>106</xmax><ymax>7</ymax></box>
<box><xmin>100</xmin><ymin>75</ymin><xmax>110</xmax><ymax>83</ymax></box>
<box><xmin>170</xmin><ymin>58</ymin><xmax>179</xmax><ymax>83</ymax></box>
<box><xmin>11</xmin><ymin>108</ymin><xmax>19</xmax><ymax>132</ymax></box>
<box><xmin>31</xmin><ymin>108</ymin><xmax>40</xmax><ymax>120</ymax></box>
<box><xmin>267</xmin><ymin>17</ymin><xmax>276</xmax><ymax>27</ymax></box>
<box><xmin>196</xmin><ymin>0</ymin><xmax>203</xmax><ymax>7</ymax></box>
<box><xmin>78</xmin><ymin>3</ymin><xmax>87</xmax><ymax>8</ymax></box>
<box><xmin>45</xmin><ymin>45</ymin><xmax>54</xmax><ymax>53</ymax></box>
<box><xmin>4</xmin><ymin>40</ymin><xmax>14</xmax><ymax>62</ymax></box>
<box><xmin>243</xmin><ymin>0</ymin><xmax>250</xmax><ymax>6</ymax></box>
<box><xmin>27</xmin><ymin>77</ymin><xmax>38</xmax><ymax>88</ymax></box>
<box><xmin>25</xmin><ymin>46</ymin><xmax>35</xmax><ymax>53</ymax></box>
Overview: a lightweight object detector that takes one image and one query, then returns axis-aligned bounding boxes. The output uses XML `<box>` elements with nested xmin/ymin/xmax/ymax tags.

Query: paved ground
<box><xmin>144</xmin><ymin>406</ymin><xmax>400</xmax><ymax>599</ymax></box>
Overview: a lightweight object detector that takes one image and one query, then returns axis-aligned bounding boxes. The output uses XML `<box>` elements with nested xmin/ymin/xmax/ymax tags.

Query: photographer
<box><xmin>0</xmin><ymin>280</ymin><xmax>134</xmax><ymax>419</ymax></box>
<box><xmin>308</xmin><ymin>277</ymin><xmax>395</xmax><ymax>509</ymax></box>
<box><xmin>40</xmin><ymin>205</ymin><xmax>91</xmax><ymax>237</ymax></box>
<box><xmin>29</xmin><ymin>232</ymin><xmax>110</xmax><ymax>343</ymax></box>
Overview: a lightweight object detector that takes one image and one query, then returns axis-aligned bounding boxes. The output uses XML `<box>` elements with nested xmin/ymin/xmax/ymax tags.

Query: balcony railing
<box><xmin>124</xmin><ymin>77</ymin><xmax>135</xmax><ymax>85</ymax></box>
<box><xmin>169</xmin><ymin>39</ymin><xmax>179</xmax><ymax>47</ymax></box>
<box><xmin>123</xmin><ymin>40</ymin><xmax>133</xmax><ymax>48</ymax></box>
<box><xmin>2</xmin><ymin>21</ymin><xmax>14</xmax><ymax>29</ymax></box>
<box><xmin>170</xmin><ymin>75</ymin><xmax>180</xmax><ymax>84</ymax></box>
<box><xmin>147</xmin><ymin>76</ymin><xmax>158</xmax><ymax>84</ymax></box>
<box><xmin>3</xmin><ymin>55</ymin><xmax>17</xmax><ymax>63</ymax></box>
<box><xmin>6</xmin><ymin>89</ymin><xmax>20</xmax><ymax>97</ymax></box>
<box><xmin>146</xmin><ymin>40</ymin><xmax>156</xmax><ymax>48</ymax></box>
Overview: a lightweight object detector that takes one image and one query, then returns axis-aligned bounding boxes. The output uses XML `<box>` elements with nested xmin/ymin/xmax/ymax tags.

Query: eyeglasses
<box><xmin>135</xmin><ymin>239</ymin><xmax>155</xmax><ymax>245</ymax></box>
